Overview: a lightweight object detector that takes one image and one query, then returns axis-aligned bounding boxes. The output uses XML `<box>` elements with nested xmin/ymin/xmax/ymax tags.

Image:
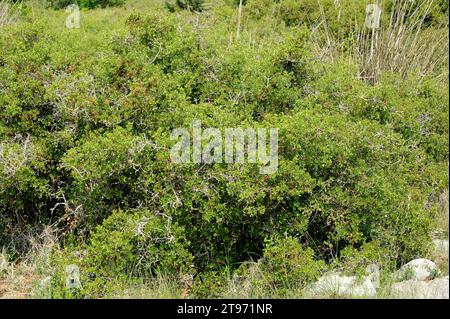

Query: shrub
<box><xmin>246</xmin><ymin>0</ymin><xmax>367</xmax><ymax>31</ymax></box>
<box><xmin>60</xmin><ymin>127</ymin><xmax>157</xmax><ymax>228</ymax></box>
<box><xmin>308</xmin><ymin>63</ymin><xmax>449</xmax><ymax>163</ymax></box>
<box><xmin>85</xmin><ymin>209</ymin><xmax>192</xmax><ymax>274</ymax></box>
<box><xmin>259</xmin><ymin>237</ymin><xmax>325</xmax><ymax>291</ymax></box>
<box><xmin>337</xmin><ymin>241</ymin><xmax>394</xmax><ymax>275</ymax></box>
<box><xmin>54</xmin><ymin>209</ymin><xmax>194</xmax><ymax>297</ymax></box>
<box><xmin>165</xmin><ymin>0</ymin><xmax>205</xmax><ymax>12</ymax></box>
<box><xmin>190</xmin><ymin>270</ymin><xmax>229</xmax><ymax>298</ymax></box>
<box><xmin>0</xmin><ymin>1</ymin><xmax>447</xmax><ymax>298</ymax></box>
<box><xmin>0</xmin><ymin>138</ymin><xmax>50</xmax><ymax>251</ymax></box>
<box><xmin>49</xmin><ymin>0</ymin><xmax>125</xmax><ymax>10</ymax></box>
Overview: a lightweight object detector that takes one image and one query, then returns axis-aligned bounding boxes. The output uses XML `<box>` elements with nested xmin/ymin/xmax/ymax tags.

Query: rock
<box><xmin>307</xmin><ymin>272</ymin><xmax>377</xmax><ymax>298</ymax></box>
<box><xmin>398</xmin><ymin>259</ymin><xmax>438</xmax><ymax>281</ymax></box>
<box><xmin>428</xmin><ymin>276</ymin><xmax>449</xmax><ymax>298</ymax></box>
<box><xmin>390</xmin><ymin>276</ymin><xmax>449</xmax><ymax>299</ymax></box>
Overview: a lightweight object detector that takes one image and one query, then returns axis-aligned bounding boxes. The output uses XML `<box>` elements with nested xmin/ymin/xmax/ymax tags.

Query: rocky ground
<box><xmin>306</xmin><ymin>238</ymin><xmax>449</xmax><ymax>299</ymax></box>
<box><xmin>1</xmin><ymin>239</ymin><xmax>448</xmax><ymax>299</ymax></box>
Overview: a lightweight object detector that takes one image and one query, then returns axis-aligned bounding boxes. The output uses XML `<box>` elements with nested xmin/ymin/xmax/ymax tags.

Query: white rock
<box><xmin>307</xmin><ymin>272</ymin><xmax>376</xmax><ymax>298</ymax></box>
<box><xmin>390</xmin><ymin>276</ymin><xmax>449</xmax><ymax>299</ymax></box>
<box><xmin>398</xmin><ymin>259</ymin><xmax>438</xmax><ymax>281</ymax></box>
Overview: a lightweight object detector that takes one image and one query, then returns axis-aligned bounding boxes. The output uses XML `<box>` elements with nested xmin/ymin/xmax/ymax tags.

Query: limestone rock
<box><xmin>398</xmin><ymin>259</ymin><xmax>438</xmax><ymax>281</ymax></box>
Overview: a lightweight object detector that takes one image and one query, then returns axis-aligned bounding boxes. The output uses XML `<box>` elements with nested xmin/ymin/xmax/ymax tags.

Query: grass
<box><xmin>0</xmin><ymin>0</ymin><xmax>22</xmax><ymax>26</ymax></box>
<box><xmin>437</xmin><ymin>189</ymin><xmax>449</xmax><ymax>236</ymax></box>
<box><xmin>311</xmin><ymin>0</ymin><xmax>449</xmax><ymax>83</ymax></box>
<box><xmin>0</xmin><ymin>227</ymin><xmax>59</xmax><ymax>299</ymax></box>
<box><xmin>1</xmin><ymin>236</ymin><xmax>447</xmax><ymax>299</ymax></box>
<box><xmin>431</xmin><ymin>189</ymin><xmax>449</xmax><ymax>276</ymax></box>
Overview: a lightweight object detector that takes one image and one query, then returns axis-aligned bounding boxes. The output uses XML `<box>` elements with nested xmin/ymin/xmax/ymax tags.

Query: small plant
<box><xmin>75</xmin><ymin>209</ymin><xmax>193</xmax><ymax>297</ymax></box>
<box><xmin>338</xmin><ymin>242</ymin><xmax>393</xmax><ymax>277</ymax></box>
<box><xmin>258</xmin><ymin>237</ymin><xmax>325</xmax><ymax>294</ymax></box>
<box><xmin>190</xmin><ymin>270</ymin><xmax>229</xmax><ymax>298</ymax></box>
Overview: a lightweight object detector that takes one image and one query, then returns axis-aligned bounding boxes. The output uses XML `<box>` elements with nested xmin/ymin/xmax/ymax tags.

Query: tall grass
<box><xmin>0</xmin><ymin>0</ymin><xmax>22</xmax><ymax>27</ymax></box>
<box><xmin>311</xmin><ymin>0</ymin><xmax>449</xmax><ymax>83</ymax></box>
<box><xmin>355</xmin><ymin>0</ymin><xmax>449</xmax><ymax>83</ymax></box>
<box><xmin>0</xmin><ymin>227</ymin><xmax>59</xmax><ymax>299</ymax></box>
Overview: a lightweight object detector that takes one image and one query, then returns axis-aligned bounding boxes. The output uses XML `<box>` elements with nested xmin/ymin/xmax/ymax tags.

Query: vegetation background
<box><xmin>0</xmin><ymin>0</ymin><xmax>448</xmax><ymax>298</ymax></box>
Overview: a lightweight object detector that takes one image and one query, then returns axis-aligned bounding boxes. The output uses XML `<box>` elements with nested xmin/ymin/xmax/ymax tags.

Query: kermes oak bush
<box><xmin>0</xmin><ymin>0</ymin><xmax>448</xmax><ymax>296</ymax></box>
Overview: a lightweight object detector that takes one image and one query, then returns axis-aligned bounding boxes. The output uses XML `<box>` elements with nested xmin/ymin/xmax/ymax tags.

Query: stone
<box><xmin>398</xmin><ymin>259</ymin><xmax>438</xmax><ymax>281</ymax></box>
<box><xmin>390</xmin><ymin>276</ymin><xmax>449</xmax><ymax>299</ymax></box>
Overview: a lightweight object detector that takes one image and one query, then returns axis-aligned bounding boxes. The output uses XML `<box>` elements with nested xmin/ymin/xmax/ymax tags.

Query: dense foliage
<box><xmin>165</xmin><ymin>0</ymin><xmax>205</xmax><ymax>12</ymax></box>
<box><xmin>48</xmin><ymin>0</ymin><xmax>125</xmax><ymax>9</ymax></box>
<box><xmin>0</xmin><ymin>0</ymin><xmax>448</xmax><ymax>297</ymax></box>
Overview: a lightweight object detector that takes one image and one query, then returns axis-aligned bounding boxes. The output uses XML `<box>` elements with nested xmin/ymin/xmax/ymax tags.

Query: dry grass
<box><xmin>432</xmin><ymin>189</ymin><xmax>449</xmax><ymax>276</ymax></box>
<box><xmin>107</xmin><ymin>276</ymin><xmax>185</xmax><ymax>299</ymax></box>
<box><xmin>311</xmin><ymin>0</ymin><xmax>449</xmax><ymax>83</ymax></box>
<box><xmin>0</xmin><ymin>225</ymin><xmax>187</xmax><ymax>299</ymax></box>
<box><xmin>0</xmin><ymin>227</ymin><xmax>59</xmax><ymax>299</ymax></box>
<box><xmin>437</xmin><ymin>189</ymin><xmax>449</xmax><ymax>235</ymax></box>
<box><xmin>355</xmin><ymin>0</ymin><xmax>449</xmax><ymax>83</ymax></box>
<box><xmin>0</xmin><ymin>0</ymin><xmax>22</xmax><ymax>27</ymax></box>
